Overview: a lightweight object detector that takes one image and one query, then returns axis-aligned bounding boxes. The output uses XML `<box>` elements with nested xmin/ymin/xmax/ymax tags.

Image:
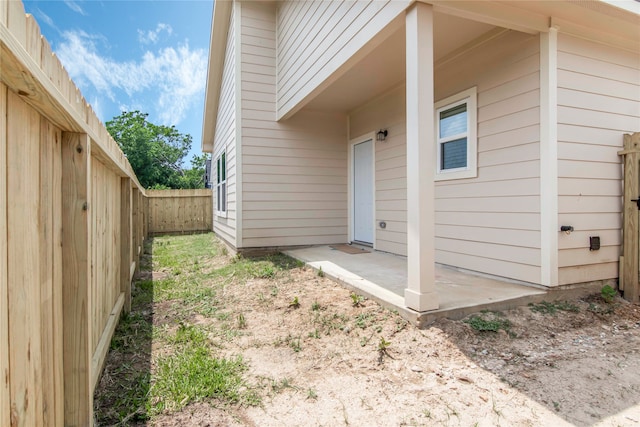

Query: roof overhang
<box><xmin>427</xmin><ymin>0</ymin><xmax>639</xmax><ymax>49</ymax></box>
<box><xmin>202</xmin><ymin>0</ymin><xmax>638</xmax><ymax>136</ymax></box>
<box><xmin>201</xmin><ymin>0</ymin><xmax>232</xmax><ymax>153</ymax></box>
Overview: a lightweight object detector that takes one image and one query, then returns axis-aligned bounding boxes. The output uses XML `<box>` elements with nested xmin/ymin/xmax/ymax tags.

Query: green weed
<box><xmin>350</xmin><ymin>292</ymin><xmax>365</xmax><ymax>307</ymax></box>
<box><xmin>355</xmin><ymin>312</ymin><xmax>375</xmax><ymax>329</ymax></box>
<box><xmin>237</xmin><ymin>313</ymin><xmax>247</xmax><ymax>329</ymax></box>
<box><xmin>307</xmin><ymin>388</ymin><xmax>318</xmax><ymax>400</ymax></box>
<box><xmin>377</xmin><ymin>337</ymin><xmax>391</xmax><ymax>364</ymax></box>
<box><xmin>465</xmin><ymin>312</ymin><xmax>511</xmax><ymax>333</ymax></box>
<box><xmin>289</xmin><ymin>296</ymin><xmax>300</xmax><ymax>309</ymax></box>
<box><xmin>601</xmin><ymin>285</ymin><xmax>617</xmax><ymax>303</ymax></box>
<box><xmin>528</xmin><ymin>300</ymin><xmax>579</xmax><ymax>315</ymax></box>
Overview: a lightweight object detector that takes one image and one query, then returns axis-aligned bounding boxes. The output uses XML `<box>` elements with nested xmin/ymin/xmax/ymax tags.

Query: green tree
<box><xmin>178</xmin><ymin>153</ymin><xmax>209</xmax><ymax>189</ymax></box>
<box><xmin>106</xmin><ymin>111</ymin><xmax>204</xmax><ymax>189</ymax></box>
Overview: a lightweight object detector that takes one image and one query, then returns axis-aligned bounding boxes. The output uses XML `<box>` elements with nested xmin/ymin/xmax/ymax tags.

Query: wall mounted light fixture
<box><xmin>376</xmin><ymin>129</ymin><xmax>388</xmax><ymax>141</ymax></box>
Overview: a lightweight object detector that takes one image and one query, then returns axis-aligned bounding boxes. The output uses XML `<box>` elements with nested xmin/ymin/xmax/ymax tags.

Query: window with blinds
<box><xmin>435</xmin><ymin>87</ymin><xmax>477</xmax><ymax>180</ymax></box>
<box><xmin>216</xmin><ymin>151</ymin><xmax>227</xmax><ymax>216</ymax></box>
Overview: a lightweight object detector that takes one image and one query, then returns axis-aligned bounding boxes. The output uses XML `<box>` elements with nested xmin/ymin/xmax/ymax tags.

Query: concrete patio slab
<box><xmin>285</xmin><ymin>245</ymin><xmax>602</xmax><ymax>327</ymax></box>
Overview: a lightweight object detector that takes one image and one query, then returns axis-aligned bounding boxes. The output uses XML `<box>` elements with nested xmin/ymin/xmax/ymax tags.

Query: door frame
<box><xmin>348</xmin><ymin>132</ymin><xmax>376</xmax><ymax>248</ymax></box>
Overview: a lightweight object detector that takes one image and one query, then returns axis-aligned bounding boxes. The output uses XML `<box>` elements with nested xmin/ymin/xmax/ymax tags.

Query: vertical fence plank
<box><xmin>52</xmin><ymin>123</ymin><xmax>64</xmax><ymax>426</ymax></box>
<box><xmin>61</xmin><ymin>132</ymin><xmax>93</xmax><ymax>426</ymax></box>
<box><xmin>0</xmin><ymin>83</ymin><xmax>10</xmax><ymax>427</ymax></box>
<box><xmin>25</xmin><ymin>14</ymin><xmax>41</xmax><ymax>66</ymax></box>
<box><xmin>39</xmin><ymin>117</ymin><xmax>56</xmax><ymax>425</ymax></box>
<box><xmin>6</xmin><ymin>0</ymin><xmax>26</xmax><ymax>50</ymax></box>
<box><xmin>7</xmin><ymin>90</ymin><xmax>43</xmax><ymax>426</ymax></box>
<box><xmin>90</xmin><ymin>158</ymin><xmax>98</xmax><ymax>353</ymax></box>
<box><xmin>120</xmin><ymin>179</ymin><xmax>132</xmax><ymax>313</ymax></box>
<box><xmin>0</xmin><ymin>0</ymin><xmax>7</xmax><ymax>26</ymax></box>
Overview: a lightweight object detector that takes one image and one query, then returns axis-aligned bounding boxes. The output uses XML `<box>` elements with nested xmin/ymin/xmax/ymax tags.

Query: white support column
<box><xmin>404</xmin><ymin>2</ymin><xmax>438</xmax><ymax>312</ymax></box>
<box><xmin>540</xmin><ymin>26</ymin><xmax>559</xmax><ymax>287</ymax></box>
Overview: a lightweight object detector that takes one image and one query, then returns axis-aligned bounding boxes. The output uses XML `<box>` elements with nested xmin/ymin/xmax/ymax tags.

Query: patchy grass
<box><xmin>94</xmin><ymin>234</ymin><xmax>268</xmax><ymax>425</ymax></box>
<box><xmin>528</xmin><ymin>300</ymin><xmax>580</xmax><ymax>315</ymax></box>
<box><xmin>149</xmin><ymin>346</ymin><xmax>250</xmax><ymax>415</ymax></box>
<box><xmin>95</xmin><ymin>265</ymin><xmax>155</xmax><ymax>424</ymax></box>
<box><xmin>94</xmin><ymin>232</ymin><xmax>640</xmax><ymax>426</ymax></box>
<box><xmin>464</xmin><ymin>311</ymin><xmax>511</xmax><ymax>333</ymax></box>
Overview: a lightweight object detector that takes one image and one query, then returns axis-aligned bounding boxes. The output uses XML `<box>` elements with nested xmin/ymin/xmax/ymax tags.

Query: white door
<box><xmin>353</xmin><ymin>139</ymin><xmax>374</xmax><ymax>244</ymax></box>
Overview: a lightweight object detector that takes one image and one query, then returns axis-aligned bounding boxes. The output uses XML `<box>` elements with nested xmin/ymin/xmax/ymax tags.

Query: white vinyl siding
<box><xmin>213</xmin><ymin>5</ymin><xmax>237</xmax><ymax>247</ymax></box>
<box><xmin>350</xmin><ymin>31</ymin><xmax>542</xmax><ymax>284</ymax></box>
<box><xmin>276</xmin><ymin>0</ymin><xmax>410</xmax><ymax>119</ymax></box>
<box><xmin>240</xmin><ymin>2</ymin><xmax>348</xmax><ymax>248</ymax></box>
<box><xmin>556</xmin><ymin>34</ymin><xmax>640</xmax><ymax>286</ymax></box>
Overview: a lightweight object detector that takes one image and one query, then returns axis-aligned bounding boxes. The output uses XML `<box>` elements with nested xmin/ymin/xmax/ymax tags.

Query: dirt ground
<box><xmin>145</xmin><ymin>264</ymin><xmax>640</xmax><ymax>427</ymax></box>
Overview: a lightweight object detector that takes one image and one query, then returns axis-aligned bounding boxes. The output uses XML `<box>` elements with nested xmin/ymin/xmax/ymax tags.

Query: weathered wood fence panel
<box><xmin>148</xmin><ymin>189</ymin><xmax>213</xmax><ymax>235</ymax></box>
<box><xmin>1</xmin><ymin>2</ymin><xmax>212</xmax><ymax>423</ymax></box>
<box><xmin>619</xmin><ymin>132</ymin><xmax>640</xmax><ymax>304</ymax></box>
<box><xmin>1</xmin><ymin>1</ymin><xmax>152</xmax><ymax>424</ymax></box>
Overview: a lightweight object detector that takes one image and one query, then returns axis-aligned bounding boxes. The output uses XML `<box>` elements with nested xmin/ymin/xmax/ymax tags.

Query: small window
<box><xmin>215</xmin><ymin>151</ymin><xmax>227</xmax><ymax>217</ymax></box>
<box><xmin>435</xmin><ymin>87</ymin><xmax>477</xmax><ymax>180</ymax></box>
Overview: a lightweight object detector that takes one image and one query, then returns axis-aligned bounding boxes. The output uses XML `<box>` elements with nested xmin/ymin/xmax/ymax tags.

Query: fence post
<box><xmin>120</xmin><ymin>178</ymin><xmax>132</xmax><ymax>314</ymax></box>
<box><xmin>0</xmin><ymin>81</ymin><xmax>10</xmax><ymax>427</ymax></box>
<box><xmin>61</xmin><ymin>132</ymin><xmax>93</xmax><ymax>425</ymax></box>
<box><xmin>132</xmin><ymin>188</ymin><xmax>140</xmax><ymax>275</ymax></box>
<box><xmin>143</xmin><ymin>194</ymin><xmax>149</xmax><ymax>239</ymax></box>
<box><xmin>621</xmin><ymin>132</ymin><xmax>640</xmax><ymax>303</ymax></box>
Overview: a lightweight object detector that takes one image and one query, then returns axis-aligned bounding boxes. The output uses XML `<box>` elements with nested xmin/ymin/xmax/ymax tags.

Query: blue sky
<box><xmin>23</xmin><ymin>0</ymin><xmax>213</xmax><ymax>164</ymax></box>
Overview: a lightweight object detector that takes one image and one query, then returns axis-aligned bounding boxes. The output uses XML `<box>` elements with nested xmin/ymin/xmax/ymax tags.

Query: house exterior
<box><xmin>201</xmin><ymin>0</ymin><xmax>640</xmax><ymax>312</ymax></box>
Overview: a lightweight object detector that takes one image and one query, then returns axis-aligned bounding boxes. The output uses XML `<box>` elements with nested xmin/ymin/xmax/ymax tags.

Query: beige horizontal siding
<box><xmin>434</xmin><ymin>32</ymin><xmax>541</xmax><ymax>283</ymax></box>
<box><xmin>436</xmin><ymin>212</ymin><xmax>541</xmax><ymax>231</ymax></box>
<box><xmin>276</xmin><ymin>0</ymin><xmax>410</xmax><ymax>118</ymax></box>
<box><xmin>556</xmin><ymin>34</ymin><xmax>640</xmax><ymax>285</ymax></box>
<box><xmin>437</xmin><ymin>251</ymin><xmax>540</xmax><ymax>284</ymax></box>
<box><xmin>240</xmin><ymin>2</ymin><xmax>348</xmax><ymax>249</ymax></box>
<box><xmin>559</xmin><ymin>263</ymin><xmax>619</xmax><ymax>286</ymax></box>
<box><xmin>213</xmin><ymin>4</ymin><xmax>237</xmax><ymax>247</ymax></box>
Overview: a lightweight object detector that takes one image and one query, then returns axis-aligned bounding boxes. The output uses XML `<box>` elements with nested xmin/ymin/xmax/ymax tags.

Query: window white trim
<box><xmin>434</xmin><ymin>87</ymin><xmax>477</xmax><ymax>181</ymax></box>
<box><xmin>215</xmin><ymin>151</ymin><xmax>227</xmax><ymax>218</ymax></box>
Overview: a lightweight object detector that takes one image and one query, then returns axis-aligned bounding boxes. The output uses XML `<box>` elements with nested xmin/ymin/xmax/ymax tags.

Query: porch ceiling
<box><xmin>302</xmin><ymin>13</ymin><xmax>496</xmax><ymax>114</ymax></box>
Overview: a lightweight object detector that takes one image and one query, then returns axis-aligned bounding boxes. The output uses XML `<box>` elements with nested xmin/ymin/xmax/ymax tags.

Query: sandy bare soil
<box><xmin>147</xmin><ymin>265</ymin><xmax>640</xmax><ymax>427</ymax></box>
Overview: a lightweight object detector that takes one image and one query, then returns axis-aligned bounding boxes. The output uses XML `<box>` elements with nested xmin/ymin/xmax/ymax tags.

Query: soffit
<box><xmin>303</xmin><ymin>13</ymin><xmax>495</xmax><ymax>113</ymax></box>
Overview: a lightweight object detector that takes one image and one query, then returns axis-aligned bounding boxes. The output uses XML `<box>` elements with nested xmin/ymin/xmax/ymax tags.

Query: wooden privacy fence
<box><xmin>619</xmin><ymin>132</ymin><xmax>640</xmax><ymax>304</ymax></box>
<box><xmin>0</xmin><ymin>2</ymin><xmax>151</xmax><ymax>425</ymax></box>
<box><xmin>147</xmin><ymin>189</ymin><xmax>213</xmax><ymax>235</ymax></box>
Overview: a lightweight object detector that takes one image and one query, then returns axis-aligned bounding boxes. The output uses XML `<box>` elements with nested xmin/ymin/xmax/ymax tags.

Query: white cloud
<box><xmin>64</xmin><ymin>0</ymin><xmax>86</xmax><ymax>15</ymax></box>
<box><xmin>56</xmin><ymin>30</ymin><xmax>207</xmax><ymax>126</ymax></box>
<box><xmin>89</xmin><ymin>96</ymin><xmax>103</xmax><ymax>122</ymax></box>
<box><xmin>34</xmin><ymin>8</ymin><xmax>60</xmax><ymax>33</ymax></box>
<box><xmin>138</xmin><ymin>23</ymin><xmax>173</xmax><ymax>45</ymax></box>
